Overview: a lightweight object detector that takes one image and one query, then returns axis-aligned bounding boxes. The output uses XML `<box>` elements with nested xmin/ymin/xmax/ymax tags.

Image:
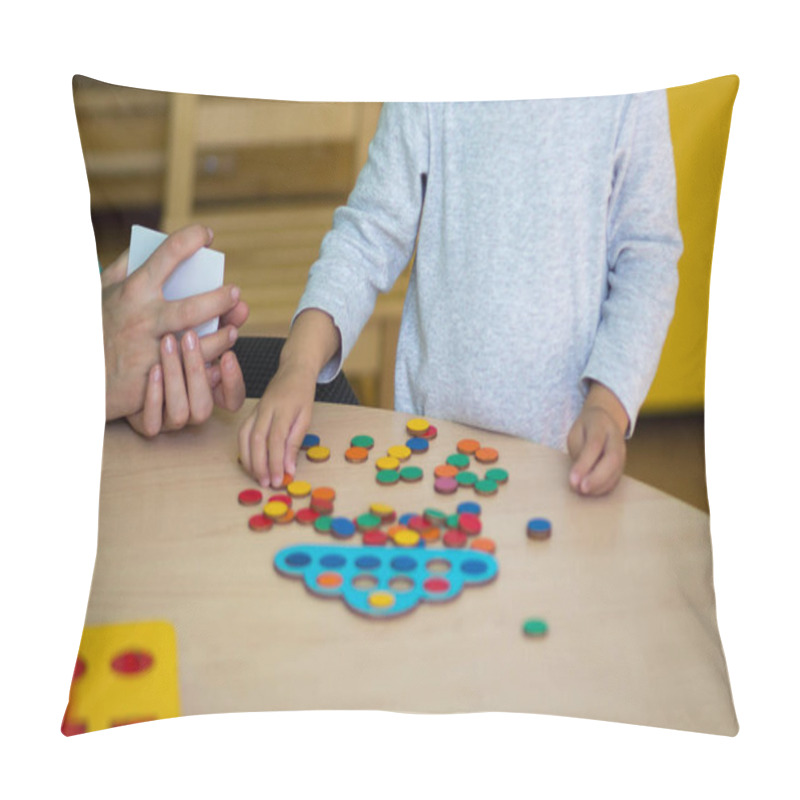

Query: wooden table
<box><xmin>88</xmin><ymin>400</ymin><xmax>737</xmax><ymax>735</ymax></box>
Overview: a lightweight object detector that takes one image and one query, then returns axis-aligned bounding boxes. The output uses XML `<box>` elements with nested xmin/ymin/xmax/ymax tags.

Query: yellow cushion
<box><xmin>642</xmin><ymin>75</ymin><xmax>739</xmax><ymax>412</ymax></box>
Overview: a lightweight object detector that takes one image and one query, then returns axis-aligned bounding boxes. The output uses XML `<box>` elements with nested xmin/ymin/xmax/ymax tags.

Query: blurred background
<box><xmin>73</xmin><ymin>75</ymin><xmax>709</xmax><ymax>511</ymax></box>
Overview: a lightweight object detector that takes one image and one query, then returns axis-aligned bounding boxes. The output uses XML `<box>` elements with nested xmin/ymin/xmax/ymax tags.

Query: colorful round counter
<box><xmin>345</xmin><ymin>446</ymin><xmax>370</xmax><ymax>463</ymax></box>
<box><xmin>399</xmin><ymin>465</ymin><xmax>424</xmax><ymax>482</ymax></box>
<box><xmin>434</xmin><ymin>476</ymin><xmax>459</xmax><ymax>495</ymax></box>
<box><xmin>376</xmin><ymin>469</ymin><xmax>401</xmax><ymax>486</ymax></box>
<box><xmin>238</xmin><ymin>488</ymin><xmax>263</xmax><ymax>506</ymax></box>
<box><xmin>523</xmin><ymin>618</ymin><xmax>549</xmax><ymax>637</ymax></box>
<box><xmin>527</xmin><ymin>518</ymin><xmax>552</xmax><ymax>540</ymax></box>
<box><xmin>456</xmin><ymin>438</ymin><xmax>481</xmax><ymax>455</ymax></box>
<box><xmin>306</xmin><ymin>445</ymin><xmax>331</xmax><ymax>463</ymax></box>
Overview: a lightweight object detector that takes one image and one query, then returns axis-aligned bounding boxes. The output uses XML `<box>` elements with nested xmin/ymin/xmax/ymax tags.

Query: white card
<box><xmin>127</xmin><ymin>225</ymin><xmax>225</xmax><ymax>338</ymax></box>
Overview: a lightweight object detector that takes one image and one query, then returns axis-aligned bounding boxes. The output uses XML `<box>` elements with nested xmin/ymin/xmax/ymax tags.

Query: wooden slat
<box><xmin>195</xmin><ymin>99</ymin><xmax>362</xmax><ymax>148</ymax></box>
<box><xmin>86</xmin><ymin>177</ymin><xmax>165</xmax><ymax>210</ymax></box>
<box><xmin>163</xmin><ymin>202</ymin><xmax>339</xmax><ymax>234</ymax></box>
<box><xmin>162</xmin><ymin>93</ymin><xmax>199</xmax><ymax>222</ymax></box>
<box><xmin>73</xmin><ymin>79</ymin><xmax>169</xmax><ymax>116</ymax></box>
<box><xmin>237</xmin><ymin>284</ymin><xmax>408</xmax><ymax>322</ymax></box>
<box><xmin>83</xmin><ymin>151</ymin><xmax>165</xmax><ymax>177</ymax></box>
<box><xmin>194</xmin><ymin>143</ymin><xmax>354</xmax><ymax>202</ymax></box>
<box><xmin>157</xmin><ymin>93</ymin><xmax>397</xmax><ymax>402</ymax></box>
<box><xmin>220</xmin><ymin>249</ymin><xmax>324</xmax><ymax>273</ymax></box>
<box><xmin>75</xmin><ymin>115</ymin><xmax>166</xmax><ymax>155</ymax></box>
<box><xmin>354</xmin><ymin>103</ymin><xmax>382</xmax><ymax>175</ymax></box>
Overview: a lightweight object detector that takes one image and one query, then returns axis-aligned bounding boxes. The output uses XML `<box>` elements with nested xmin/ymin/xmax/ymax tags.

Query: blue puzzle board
<box><xmin>274</xmin><ymin>544</ymin><xmax>498</xmax><ymax>618</ymax></box>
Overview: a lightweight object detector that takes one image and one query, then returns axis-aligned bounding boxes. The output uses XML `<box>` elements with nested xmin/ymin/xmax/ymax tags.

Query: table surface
<box><xmin>88</xmin><ymin>400</ymin><xmax>737</xmax><ymax>735</ymax></box>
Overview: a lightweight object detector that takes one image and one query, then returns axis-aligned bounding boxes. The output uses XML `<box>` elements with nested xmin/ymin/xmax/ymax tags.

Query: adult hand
<box><xmin>128</xmin><ymin>330</ymin><xmax>246</xmax><ymax>437</ymax></box>
<box><xmin>566</xmin><ymin>382</ymin><xmax>629</xmax><ymax>496</ymax></box>
<box><xmin>102</xmin><ymin>224</ymin><xmax>249</xmax><ymax>422</ymax></box>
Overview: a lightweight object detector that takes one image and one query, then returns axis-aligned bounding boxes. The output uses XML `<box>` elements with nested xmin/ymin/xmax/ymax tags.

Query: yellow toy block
<box><xmin>62</xmin><ymin>620</ymin><xmax>180</xmax><ymax>735</ymax></box>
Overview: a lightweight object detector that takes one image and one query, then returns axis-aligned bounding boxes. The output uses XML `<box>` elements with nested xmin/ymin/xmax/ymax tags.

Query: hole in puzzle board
<box><xmin>389</xmin><ymin>576</ymin><xmax>415</xmax><ymax>593</ymax></box>
<box><xmin>425</xmin><ymin>558</ymin><xmax>452</xmax><ymax>574</ymax></box>
<box><xmin>352</xmin><ymin>573</ymin><xmax>379</xmax><ymax>591</ymax></box>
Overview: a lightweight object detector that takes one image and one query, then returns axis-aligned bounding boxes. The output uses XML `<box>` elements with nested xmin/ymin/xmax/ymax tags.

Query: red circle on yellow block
<box><xmin>111</xmin><ymin>651</ymin><xmax>154</xmax><ymax>674</ymax></box>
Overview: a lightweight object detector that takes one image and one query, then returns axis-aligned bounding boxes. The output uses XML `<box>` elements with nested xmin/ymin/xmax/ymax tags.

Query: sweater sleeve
<box><xmin>292</xmin><ymin>102</ymin><xmax>429</xmax><ymax>382</ymax></box>
<box><xmin>580</xmin><ymin>90</ymin><xmax>683</xmax><ymax>435</ymax></box>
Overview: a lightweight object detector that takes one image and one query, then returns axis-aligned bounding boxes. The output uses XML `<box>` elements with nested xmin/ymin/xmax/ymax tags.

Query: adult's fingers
<box><xmin>141</xmin><ymin>364</ymin><xmax>165</xmax><ymax>437</ymax></box>
<box><xmin>100</xmin><ymin>249</ymin><xmax>130</xmax><ymax>289</ymax></box>
<box><xmin>181</xmin><ymin>330</ymin><xmax>214</xmax><ymax>425</ymax></box>
<box><xmin>143</xmin><ymin>224</ymin><xmax>213</xmax><ymax>289</ymax></box>
<box><xmin>160</xmin><ymin>334</ymin><xmax>190</xmax><ymax>430</ymax></box>
<box><xmin>158</xmin><ymin>285</ymin><xmax>241</xmax><ymax>338</ymax></box>
<box><xmin>207</xmin><ymin>363</ymin><xmax>222</xmax><ymax>390</ymax></box>
<box><xmin>128</xmin><ymin>364</ymin><xmax>164</xmax><ymax>438</ymax></box>
<box><xmin>199</xmin><ymin>324</ymin><xmax>239</xmax><ymax>364</ymax></box>
<box><xmin>214</xmin><ymin>351</ymin><xmax>246</xmax><ymax>413</ymax></box>
<box><xmin>220</xmin><ymin>299</ymin><xmax>250</xmax><ymax>329</ymax></box>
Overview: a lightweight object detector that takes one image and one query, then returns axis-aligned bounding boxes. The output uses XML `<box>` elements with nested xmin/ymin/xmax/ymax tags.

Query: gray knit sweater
<box><xmin>295</xmin><ymin>95</ymin><xmax>683</xmax><ymax>450</ymax></box>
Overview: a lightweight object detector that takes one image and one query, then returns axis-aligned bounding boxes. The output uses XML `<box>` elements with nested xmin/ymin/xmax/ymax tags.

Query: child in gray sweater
<box><xmin>239</xmin><ymin>94</ymin><xmax>683</xmax><ymax>496</ymax></box>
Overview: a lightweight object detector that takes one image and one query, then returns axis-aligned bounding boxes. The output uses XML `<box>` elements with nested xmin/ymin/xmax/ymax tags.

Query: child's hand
<box><xmin>238</xmin><ymin>361</ymin><xmax>317</xmax><ymax>488</ymax></box>
<box><xmin>566</xmin><ymin>382</ymin><xmax>629</xmax><ymax>496</ymax></box>
<box><xmin>238</xmin><ymin>308</ymin><xmax>340</xmax><ymax>487</ymax></box>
